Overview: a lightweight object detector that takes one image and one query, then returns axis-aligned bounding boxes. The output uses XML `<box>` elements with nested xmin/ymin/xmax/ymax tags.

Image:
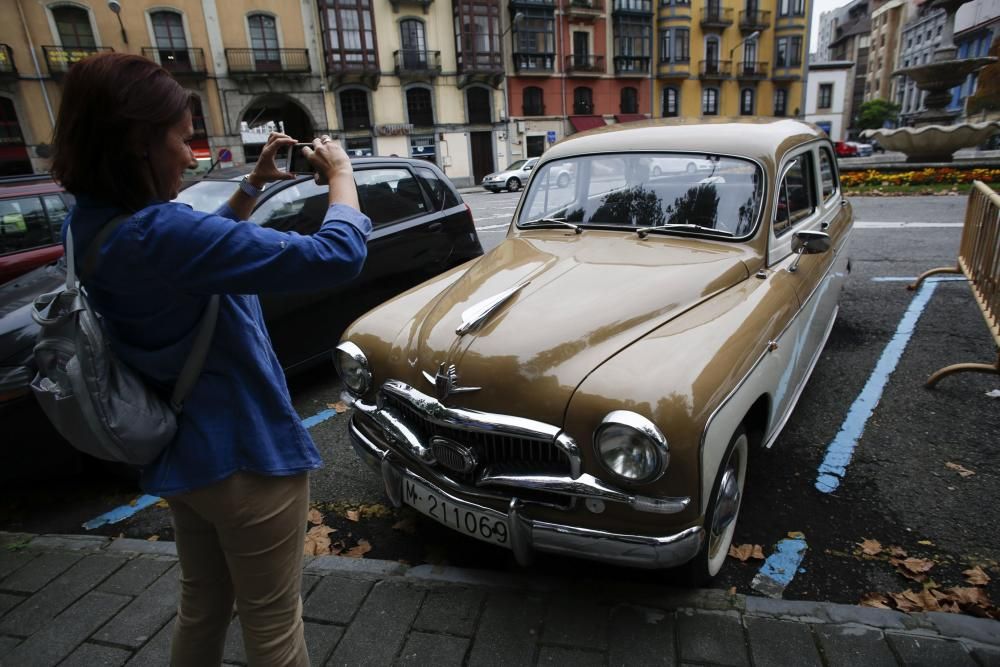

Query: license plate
<box><xmin>402</xmin><ymin>477</ymin><xmax>510</xmax><ymax>548</ymax></box>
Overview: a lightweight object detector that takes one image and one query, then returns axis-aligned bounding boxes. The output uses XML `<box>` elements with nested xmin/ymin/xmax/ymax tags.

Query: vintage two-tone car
<box><xmin>336</xmin><ymin>118</ymin><xmax>853</xmax><ymax>581</ymax></box>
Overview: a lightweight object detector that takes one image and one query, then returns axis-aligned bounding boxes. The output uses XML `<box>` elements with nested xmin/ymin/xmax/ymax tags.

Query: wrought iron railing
<box><xmin>739</xmin><ymin>9</ymin><xmax>770</xmax><ymax>30</ymax></box>
<box><xmin>225</xmin><ymin>48</ymin><xmax>310</xmax><ymax>74</ymax></box>
<box><xmin>736</xmin><ymin>60</ymin><xmax>768</xmax><ymax>78</ymax></box>
<box><xmin>699</xmin><ymin>59</ymin><xmax>731</xmax><ymax>78</ymax></box>
<box><xmin>142</xmin><ymin>47</ymin><xmax>207</xmax><ymax>76</ymax></box>
<box><xmin>42</xmin><ymin>46</ymin><xmax>113</xmax><ymax>76</ymax></box>
<box><xmin>393</xmin><ymin>50</ymin><xmax>442</xmax><ymax>75</ymax></box>
<box><xmin>564</xmin><ymin>54</ymin><xmax>605</xmax><ymax>73</ymax></box>
<box><xmin>614</xmin><ymin>55</ymin><xmax>650</xmax><ymax>74</ymax></box>
<box><xmin>700</xmin><ymin>6</ymin><xmax>733</xmax><ymax>26</ymax></box>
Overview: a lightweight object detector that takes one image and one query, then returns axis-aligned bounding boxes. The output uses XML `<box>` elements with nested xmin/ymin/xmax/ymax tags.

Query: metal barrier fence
<box><xmin>909</xmin><ymin>180</ymin><xmax>1000</xmax><ymax>387</ymax></box>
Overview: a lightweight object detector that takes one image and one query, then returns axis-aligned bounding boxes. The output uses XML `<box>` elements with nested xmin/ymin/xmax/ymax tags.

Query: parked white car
<box><xmin>649</xmin><ymin>156</ymin><xmax>716</xmax><ymax>177</ymax></box>
<box><xmin>482</xmin><ymin>158</ymin><xmax>538</xmax><ymax>193</ymax></box>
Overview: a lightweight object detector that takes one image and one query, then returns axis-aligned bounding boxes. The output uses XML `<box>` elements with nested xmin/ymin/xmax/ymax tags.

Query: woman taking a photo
<box><xmin>50</xmin><ymin>52</ymin><xmax>371</xmax><ymax>666</ymax></box>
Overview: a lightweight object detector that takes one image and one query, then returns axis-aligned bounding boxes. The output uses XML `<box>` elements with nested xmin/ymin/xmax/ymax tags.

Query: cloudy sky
<box><xmin>810</xmin><ymin>0</ymin><xmax>852</xmax><ymax>51</ymax></box>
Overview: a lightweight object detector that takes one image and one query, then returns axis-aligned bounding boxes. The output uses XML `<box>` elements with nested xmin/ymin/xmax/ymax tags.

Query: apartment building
<box><xmin>896</xmin><ymin>4</ymin><xmax>947</xmax><ymax>123</ymax></box>
<box><xmin>827</xmin><ymin>0</ymin><xmax>869</xmax><ymax>136</ymax></box>
<box><xmin>804</xmin><ymin>59</ymin><xmax>851</xmax><ymax>139</ymax></box>
<box><xmin>865</xmin><ymin>0</ymin><xmax>913</xmax><ymax>104</ymax></box>
<box><xmin>2</xmin><ymin>0</ymin><xmax>810</xmax><ymax>184</ymax></box>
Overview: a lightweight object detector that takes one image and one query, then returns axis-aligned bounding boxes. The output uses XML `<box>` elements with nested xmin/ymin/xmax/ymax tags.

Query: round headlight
<box><xmin>334</xmin><ymin>342</ymin><xmax>372</xmax><ymax>396</ymax></box>
<box><xmin>594</xmin><ymin>411</ymin><xmax>669</xmax><ymax>484</ymax></box>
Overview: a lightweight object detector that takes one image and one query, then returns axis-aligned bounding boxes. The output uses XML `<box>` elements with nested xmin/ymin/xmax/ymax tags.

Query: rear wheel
<box><xmin>680</xmin><ymin>426</ymin><xmax>748</xmax><ymax>585</ymax></box>
<box><xmin>686</xmin><ymin>162</ymin><xmax>697</xmax><ymax>174</ymax></box>
<box><xmin>507</xmin><ymin>177</ymin><xmax>521</xmax><ymax>192</ymax></box>
<box><xmin>557</xmin><ymin>172</ymin><xmax>570</xmax><ymax>188</ymax></box>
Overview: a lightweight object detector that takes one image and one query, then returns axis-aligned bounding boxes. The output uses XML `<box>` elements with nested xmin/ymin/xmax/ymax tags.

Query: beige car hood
<box><xmin>385</xmin><ymin>231</ymin><xmax>751</xmax><ymax>424</ymax></box>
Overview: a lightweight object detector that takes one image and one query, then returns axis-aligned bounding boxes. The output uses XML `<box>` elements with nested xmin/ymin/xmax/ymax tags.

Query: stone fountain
<box><xmin>862</xmin><ymin>0</ymin><xmax>1000</xmax><ymax>162</ymax></box>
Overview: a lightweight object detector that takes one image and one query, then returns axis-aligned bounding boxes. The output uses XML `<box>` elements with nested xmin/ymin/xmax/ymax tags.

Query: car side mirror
<box><xmin>525</xmin><ymin>165</ymin><xmax>534</xmax><ymax>170</ymax></box>
<box><xmin>789</xmin><ymin>230</ymin><xmax>831</xmax><ymax>272</ymax></box>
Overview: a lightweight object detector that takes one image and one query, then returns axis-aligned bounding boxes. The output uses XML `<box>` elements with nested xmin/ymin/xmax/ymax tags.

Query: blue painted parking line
<box><xmin>82</xmin><ymin>494</ymin><xmax>162</xmax><ymax>530</ymax></box>
<box><xmin>82</xmin><ymin>406</ymin><xmax>347</xmax><ymax>530</ymax></box>
<box><xmin>870</xmin><ymin>276</ymin><xmax>966</xmax><ymax>283</ymax></box>
<box><xmin>815</xmin><ymin>279</ymin><xmax>940</xmax><ymax>493</ymax></box>
<box><xmin>751</xmin><ymin>533</ymin><xmax>809</xmax><ymax>598</ymax></box>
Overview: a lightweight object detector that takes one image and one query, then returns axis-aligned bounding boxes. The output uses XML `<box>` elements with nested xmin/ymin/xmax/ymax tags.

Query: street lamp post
<box><xmin>499</xmin><ymin>12</ymin><xmax>524</xmax><ymax>170</ymax></box>
<box><xmin>729</xmin><ymin>30</ymin><xmax>760</xmax><ymax>72</ymax></box>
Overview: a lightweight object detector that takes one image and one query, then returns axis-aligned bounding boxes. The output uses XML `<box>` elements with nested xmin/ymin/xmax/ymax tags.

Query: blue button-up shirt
<box><xmin>64</xmin><ymin>194</ymin><xmax>372</xmax><ymax>496</ymax></box>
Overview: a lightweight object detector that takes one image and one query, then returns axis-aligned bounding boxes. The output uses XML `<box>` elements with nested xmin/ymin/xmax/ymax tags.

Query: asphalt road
<box><xmin>1</xmin><ymin>192</ymin><xmax>997</xmax><ymax>611</ymax></box>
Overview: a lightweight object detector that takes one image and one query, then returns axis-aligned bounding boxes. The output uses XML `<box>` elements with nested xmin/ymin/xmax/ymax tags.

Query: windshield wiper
<box><xmin>521</xmin><ymin>217</ymin><xmax>582</xmax><ymax>234</ymax></box>
<box><xmin>635</xmin><ymin>223</ymin><xmax>734</xmax><ymax>239</ymax></box>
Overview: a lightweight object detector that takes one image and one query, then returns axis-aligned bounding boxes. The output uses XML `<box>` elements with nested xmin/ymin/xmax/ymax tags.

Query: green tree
<box><xmin>856</xmin><ymin>99</ymin><xmax>901</xmax><ymax>130</ymax></box>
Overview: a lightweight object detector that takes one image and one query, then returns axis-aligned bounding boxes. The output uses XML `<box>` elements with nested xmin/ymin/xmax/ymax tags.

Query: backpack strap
<box><xmin>69</xmin><ymin>213</ymin><xmax>220</xmax><ymax>413</ymax></box>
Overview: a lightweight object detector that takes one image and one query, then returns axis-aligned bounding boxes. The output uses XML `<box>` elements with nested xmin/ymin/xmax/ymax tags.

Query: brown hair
<box><xmin>50</xmin><ymin>52</ymin><xmax>193</xmax><ymax>211</ymax></box>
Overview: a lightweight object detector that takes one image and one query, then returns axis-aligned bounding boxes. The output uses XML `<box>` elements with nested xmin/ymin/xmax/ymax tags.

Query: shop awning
<box><xmin>569</xmin><ymin>115</ymin><xmax>607</xmax><ymax>133</ymax></box>
<box><xmin>614</xmin><ymin>114</ymin><xmax>647</xmax><ymax>124</ymax></box>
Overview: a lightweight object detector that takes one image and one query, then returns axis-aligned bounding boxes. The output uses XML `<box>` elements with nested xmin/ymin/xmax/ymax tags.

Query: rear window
<box><xmin>416</xmin><ymin>166</ymin><xmax>459</xmax><ymax>211</ymax></box>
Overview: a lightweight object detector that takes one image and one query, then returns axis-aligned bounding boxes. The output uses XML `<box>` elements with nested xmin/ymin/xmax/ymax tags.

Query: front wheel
<box><xmin>681</xmin><ymin>426</ymin><xmax>748</xmax><ymax>585</ymax></box>
<box><xmin>686</xmin><ymin>162</ymin><xmax>698</xmax><ymax>174</ymax></box>
<box><xmin>506</xmin><ymin>177</ymin><xmax>521</xmax><ymax>192</ymax></box>
<box><xmin>652</xmin><ymin>166</ymin><xmax>662</xmax><ymax>177</ymax></box>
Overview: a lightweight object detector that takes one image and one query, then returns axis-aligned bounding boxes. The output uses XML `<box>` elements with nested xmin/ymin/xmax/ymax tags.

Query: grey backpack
<box><xmin>29</xmin><ymin>215</ymin><xmax>218</xmax><ymax>466</ymax></box>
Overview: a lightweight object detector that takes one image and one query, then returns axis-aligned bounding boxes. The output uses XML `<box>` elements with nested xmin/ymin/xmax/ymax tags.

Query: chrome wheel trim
<box><xmin>706</xmin><ymin>432</ymin><xmax>748</xmax><ymax>576</ymax></box>
<box><xmin>508</xmin><ymin>177</ymin><xmax>521</xmax><ymax>192</ymax></box>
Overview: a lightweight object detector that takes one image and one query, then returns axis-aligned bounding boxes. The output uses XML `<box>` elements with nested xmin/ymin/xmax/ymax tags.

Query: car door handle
<box><xmin>428</xmin><ymin>222</ymin><xmax>442</xmax><ymax>232</ymax></box>
<box><xmin>821</xmin><ymin>221</ymin><xmax>830</xmax><ymax>230</ymax></box>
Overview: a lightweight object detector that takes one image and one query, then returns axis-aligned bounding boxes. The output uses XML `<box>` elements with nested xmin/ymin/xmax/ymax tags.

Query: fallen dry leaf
<box><xmin>728</xmin><ymin>544</ymin><xmax>765</xmax><ymax>562</ymax></box>
<box><xmin>307</xmin><ymin>508</ymin><xmax>324</xmax><ymax>525</ymax></box>
<box><xmin>859</xmin><ymin>539</ymin><xmax>883</xmax><ymax>556</ymax></box>
<box><xmin>917</xmin><ymin>540</ymin><xmax>934</xmax><ymax>546</ymax></box>
<box><xmin>392</xmin><ymin>517</ymin><xmax>417</xmax><ymax>535</ymax></box>
<box><xmin>860</xmin><ymin>592</ymin><xmax>892</xmax><ymax>609</ymax></box>
<box><xmin>888</xmin><ymin>546</ymin><xmax>908</xmax><ymax>558</ymax></box>
<box><xmin>945</xmin><ymin>462</ymin><xmax>976</xmax><ymax>478</ymax></box>
<box><xmin>891</xmin><ymin>557</ymin><xmax>936</xmax><ymax>581</ymax></box>
<box><xmin>146</xmin><ymin>535</ymin><xmax>159</xmax><ymax>542</ymax></box>
<box><xmin>303</xmin><ymin>524</ymin><xmax>336</xmax><ymax>556</ymax></box>
<box><xmin>943</xmin><ymin>586</ymin><xmax>993</xmax><ymax>608</ymax></box>
<box><xmin>155</xmin><ymin>499</ymin><xmax>170</xmax><ymax>510</ymax></box>
<box><xmin>346</xmin><ymin>510</ymin><xmax>361</xmax><ymax>522</ymax></box>
<box><xmin>964</xmin><ymin>566</ymin><xmax>991</xmax><ymax>586</ymax></box>
<box><xmin>343</xmin><ymin>539</ymin><xmax>372</xmax><ymax>558</ymax></box>
<box><xmin>326</xmin><ymin>401</ymin><xmax>350</xmax><ymax>414</ymax></box>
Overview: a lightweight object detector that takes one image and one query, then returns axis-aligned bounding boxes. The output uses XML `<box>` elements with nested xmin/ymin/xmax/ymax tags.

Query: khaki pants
<box><xmin>166</xmin><ymin>471</ymin><xmax>310</xmax><ymax>667</ymax></box>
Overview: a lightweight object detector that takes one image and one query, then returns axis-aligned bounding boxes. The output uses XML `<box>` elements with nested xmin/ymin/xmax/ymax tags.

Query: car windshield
<box><xmin>517</xmin><ymin>153</ymin><xmax>763</xmax><ymax>238</ymax></box>
<box><xmin>173</xmin><ymin>180</ymin><xmax>239</xmax><ymax>212</ymax></box>
<box><xmin>506</xmin><ymin>160</ymin><xmax>530</xmax><ymax>171</ymax></box>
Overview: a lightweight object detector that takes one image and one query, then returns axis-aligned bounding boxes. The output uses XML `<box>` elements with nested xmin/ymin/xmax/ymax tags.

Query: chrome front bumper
<box><xmin>349</xmin><ymin>416</ymin><xmax>705</xmax><ymax>570</ymax></box>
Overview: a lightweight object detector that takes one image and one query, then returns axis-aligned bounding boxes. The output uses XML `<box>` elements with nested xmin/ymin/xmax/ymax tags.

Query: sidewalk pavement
<box><xmin>1</xmin><ymin>532</ymin><xmax>998</xmax><ymax>667</ymax></box>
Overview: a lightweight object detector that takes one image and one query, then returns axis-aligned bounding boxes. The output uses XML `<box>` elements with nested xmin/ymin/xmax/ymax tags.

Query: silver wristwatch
<box><xmin>239</xmin><ymin>176</ymin><xmax>263</xmax><ymax>197</ymax></box>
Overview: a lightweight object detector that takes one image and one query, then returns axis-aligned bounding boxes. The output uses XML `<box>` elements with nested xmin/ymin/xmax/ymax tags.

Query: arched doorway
<box><xmin>0</xmin><ymin>98</ymin><xmax>33</xmax><ymax>176</ymax></box>
<box><xmin>240</xmin><ymin>96</ymin><xmax>313</xmax><ymax>162</ymax></box>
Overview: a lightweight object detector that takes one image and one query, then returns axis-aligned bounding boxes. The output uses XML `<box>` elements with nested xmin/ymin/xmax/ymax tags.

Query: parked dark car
<box><xmin>0</xmin><ymin>175</ymin><xmax>75</xmax><ymax>286</ymax></box>
<box><xmin>0</xmin><ymin>157</ymin><xmax>482</xmax><ymax>438</ymax></box>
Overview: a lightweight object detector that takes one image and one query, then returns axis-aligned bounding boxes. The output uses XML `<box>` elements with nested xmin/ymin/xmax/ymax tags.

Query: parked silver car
<box><xmin>482</xmin><ymin>158</ymin><xmax>538</xmax><ymax>193</ymax></box>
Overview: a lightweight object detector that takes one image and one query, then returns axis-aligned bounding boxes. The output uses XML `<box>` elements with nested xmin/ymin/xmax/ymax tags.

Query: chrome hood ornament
<box><xmin>421</xmin><ymin>363</ymin><xmax>481</xmax><ymax>401</ymax></box>
<box><xmin>456</xmin><ymin>281</ymin><xmax>531</xmax><ymax>336</ymax></box>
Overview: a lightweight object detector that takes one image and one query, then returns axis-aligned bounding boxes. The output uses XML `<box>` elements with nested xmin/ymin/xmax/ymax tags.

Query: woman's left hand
<box><xmin>248</xmin><ymin>132</ymin><xmax>298</xmax><ymax>187</ymax></box>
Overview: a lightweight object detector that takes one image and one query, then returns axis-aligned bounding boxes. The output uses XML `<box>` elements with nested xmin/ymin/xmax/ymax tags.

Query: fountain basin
<box><xmin>862</xmin><ymin>122</ymin><xmax>1000</xmax><ymax>162</ymax></box>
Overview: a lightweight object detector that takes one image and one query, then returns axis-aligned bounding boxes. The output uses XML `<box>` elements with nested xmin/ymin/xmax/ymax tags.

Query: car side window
<box><xmin>248</xmin><ymin>182</ymin><xmax>328</xmax><ymax>234</ymax></box>
<box><xmin>774</xmin><ymin>155</ymin><xmax>815</xmax><ymax>237</ymax></box>
<box><xmin>0</xmin><ymin>196</ymin><xmax>52</xmax><ymax>255</ymax></box>
<box><xmin>819</xmin><ymin>148</ymin><xmax>837</xmax><ymax>201</ymax></box>
<box><xmin>42</xmin><ymin>194</ymin><xmax>70</xmax><ymax>238</ymax></box>
<box><xmin>356</xmin><ymin>168</ymin><xmax>428</xmax><ymax>226</ymax></box>
<box><xmin>415</xmin><ymin>166</ymin><xmax>459</xmax><ymax>211</ymax></box>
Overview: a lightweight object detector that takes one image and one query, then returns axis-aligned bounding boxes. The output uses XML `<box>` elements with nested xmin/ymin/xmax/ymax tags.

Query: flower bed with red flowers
<box><xmin>840</xmin><ymin>167</ymin><xmax>1000</xmax><ymax>189</ymax></box>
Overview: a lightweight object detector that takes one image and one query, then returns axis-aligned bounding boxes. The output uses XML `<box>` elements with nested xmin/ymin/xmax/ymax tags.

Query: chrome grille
<box><xmin>383</xmin><ymin>393</ymin><xmax>571</xmax><ymax>483</ymax></box>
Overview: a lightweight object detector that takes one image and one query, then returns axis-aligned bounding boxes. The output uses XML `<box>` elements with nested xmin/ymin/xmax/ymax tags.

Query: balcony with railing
<box><xmin>225</xmin><ymin>48</ymin><xmax>311</xmax><ymax>75</ymax></box>
<box><xmin>611</xmin><ymin>0</ymin><xmax>652</xmax><ymax>14</ymax></box>
<box><xmin>564</xmin><ymin>0</ymin><xmax>605</xmax><ymax>18</ymax></box>
<box><xmin>509</xmin><ymin>0</ymin><xmax>557</xmax><ymax>7</ymax></box>
<box><xmin>739</xmin><ymin>9</ymin><xmax>770</xmax><ymax>32</ymax></box>
<box><xmin>700</xmin><ymin>6</ymin><xmax>733</xmax><ymax>28</ymax></box>
<box><xmin>656</xmin><ymin>58</ymin><xmax>690</xmax><ymax>78</ymax></box>
<box><xmin>457</xmin><ymin>51</ymin><xmax>504</xmax><ymax>87</ymax></box>
<box><xmin>564</xmin><ymin>54</ymin><xmax>605</xmax><ymax>75</ymax></box>
<box><xmin>736</xmin><ymin>60</ymin><xmax>768</xmax><ymax>79</ymax></box>
<box><xmin>142</xmin><ymin>47</ymin><xmax>207</xmax><ymax>78</ymax></box>
<box><xmin>394</xmin><ymin>50</ymin><xmax>442</xmax><ymax>80</ymax></box>
<box><xmin>43</xmin><ymin>46</ymin><xmax>113</xmax><ymax>77</ymax></box>
<box><xmin>0</xmin><ymin>44</ymin><xmax>16</xmax><ymax>80</ymax></box>
<box><xmin>699</xmin><ymin>59</ymin><xmax>731</xmax><ymax>79</ymax></box>
<box><xmin>389</xmin><ymin>0</ymin><xmax>434</xmax><ymax>12</ymax></box>
<box><xmin>614</xmin><ymin>55</ymin><xmax>650</xmax><ymax>75</ymax></box>
<box><xmin>326</xmin><ymin>54</ymin><xmax>381</xmax><ymax>89</ymax></box>
<box><xmin>513</xmin><ymin>52</ymin><xmax>555</xmax><ymax>73</ymax></box>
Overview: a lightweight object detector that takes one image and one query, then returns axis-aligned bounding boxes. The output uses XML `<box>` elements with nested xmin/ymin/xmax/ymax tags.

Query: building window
<box><xmin>344</xmin><ymin>136</ymin><xmax>373</xmax><ymax>157</ymax></box>
<box><xmin>574</xmin><ymin>86</ymin><xmax>594</xmax><ymax>114</ymax></box>
<box><xmin>406</xmin><ymin>87</ymin><xmax>434</xmax><ymax>126</ymax></box>
<box><xmin>740</xmin><ymin>88</ymin><xmax>754</xmax><ymax>115</ymax></box>
<box><xmin>454</xmin><ymin>2</ymin><xmax>500</xmax><ymax>72</ymax></box>
<box><xmin>400</xmin><ymin>19</ymin><xmax>427</xmax><ymax>69</ymax></box>
<box><xmin>621</xmin><ymin>86</ymin><xmax>638</xmax><ymax>113</ymax></box>
<box><xmin>340</xmin><ymin>89</ymin><xmax>371</xmax><ymax>129</ymax></box>
<box><xmin>614</xmin><ymin>16</ymin><xmax>650</xmax><ymax>69</ymax></box>
<box><xmin>319</xmin><ymin>0</ymin><xmax>378</xmax><ymax>71</ymax></box>
<box><xmin>705</xmin><ymin>35</ymin><xmax>721</xmax><ymax>71</ymax></box>
<box><xmin>410</xmin><ymin>135</ymin><xmax>436</xmax><ymax>162</ymax></box>
<box><xmin>659</xmin><ymin>27</ymin><xmax>689</xmax><ymax>62</ymax></box>
<box><xmin>151</xmin><ymin>11</ymin><xmax>191</xmax><ymax>72</ymax></box>
<box><xmin>247</xmin><ymin>14</ymin><xmax>280</xmax><ymax>69</ymax></box>
<box><xmin>777</xmin><ymin>0</ymin><xmax>805</xmax><ymax>17</ymax></box>
<box><xmin>775</xmin><ymin>36</ymin><xmax>802</xmax><ymax>67</ymax></box>
<box><xmin>467</xmin><ymin>86</ymin><xmax>491</xmax><ymax>124</ymax></box>
<box><xmin>702</xmin><ymin>87</ymin><xmax>719</xmax><ymax>115</ymax></box>
<box><xmin>52</xmin><ymin>6</ymin><xmax>95</xmax><ymax>47</ymax></box>
<box><xmin>513</xmin><ymin>8</ymin><xmax>555</xmax><ymax>70</ymax></box>
<box><xmin>523</xmin><ymin>86</ymin><xmax>544</xmax><ymax>116</ymax></box>
<box><xmin>774</xmin><ymin>88</ymin><xmax>787</xmax><ymax>116</ymax></box>
<box><xmin>662</xmin><ymin>87</ymin><xmax>679</xmax><ymax>116</ymax></box>
<box><xmin>818</xmin><ymin>83</ymin><xmax>833</xmax><ymax>109</ymax></box>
